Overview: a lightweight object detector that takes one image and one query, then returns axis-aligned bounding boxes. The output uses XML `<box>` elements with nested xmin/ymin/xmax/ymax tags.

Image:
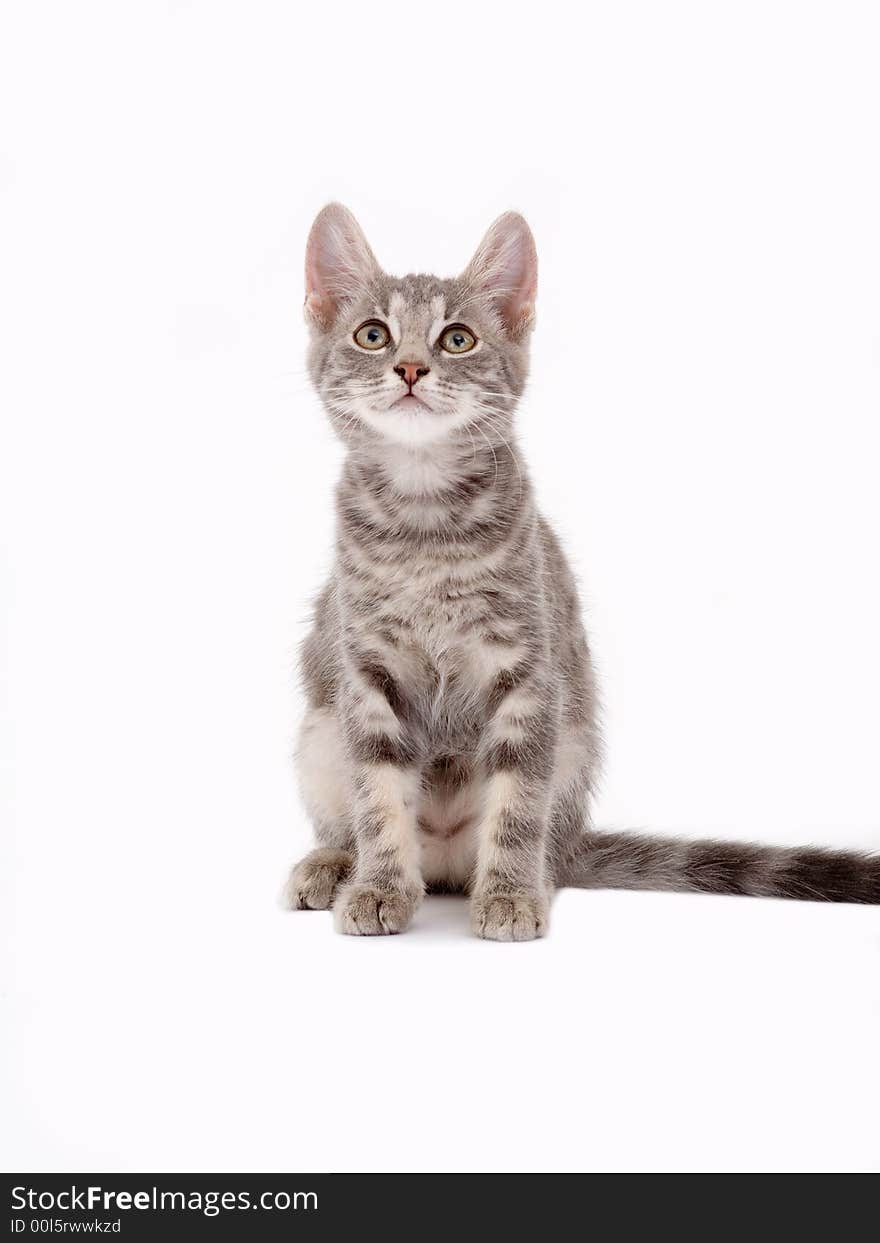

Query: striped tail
<box><xmin>559</xmin><ymin>830</ymin><xmax>880</xmax><ymax>903</ymax></box>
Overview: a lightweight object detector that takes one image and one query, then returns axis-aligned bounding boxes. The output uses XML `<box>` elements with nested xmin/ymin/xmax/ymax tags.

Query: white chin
<box><xmin>359</xmin><ymin>408</ymin><xmax>453</xmax><ymax>448</ymax></box>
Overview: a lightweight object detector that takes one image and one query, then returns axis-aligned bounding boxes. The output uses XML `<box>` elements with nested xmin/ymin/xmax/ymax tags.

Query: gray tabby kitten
<box><xmin>285</xmin><ymin>204</ymin><xmax>879</xmax><ymax>939</ymax></box>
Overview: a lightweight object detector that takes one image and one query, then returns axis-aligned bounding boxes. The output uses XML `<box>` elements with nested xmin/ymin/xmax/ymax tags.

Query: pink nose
<box><xmin>393</xmin><ymin>361</ymin><xmax>430</xmax><ymax>389</ymax></box>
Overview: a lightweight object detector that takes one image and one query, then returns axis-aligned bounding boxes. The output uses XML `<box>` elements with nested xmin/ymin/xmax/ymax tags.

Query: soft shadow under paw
<box><xmin>285</xmin><ymin>848</ymin><xmax>353</xmax><ymax>911</ymax></box>
<box><xmin>334</xmin><ymin>884</ymin><xmax>418</xmax><ymax>936</ymax></box>
<box><xmin>470</xmin><ymin>891</ymin><xmax>548</xmax><ymax>942</ymax></box>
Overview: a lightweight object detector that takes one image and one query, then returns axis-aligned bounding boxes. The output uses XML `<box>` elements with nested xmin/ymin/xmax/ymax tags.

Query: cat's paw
<box><xmin>470</xmin><ymin>890</ymin><xmax>549</xmax><ymax>942</ymax></box>
<box><xmin>334</xmin><ymin>884</ymin><xmax>418</xmax><ymax>936</ymax></box>
<box><xmin>284</xmin><ymin>848</ymin><xmax>353</xmax><ymax>911</ymax></box>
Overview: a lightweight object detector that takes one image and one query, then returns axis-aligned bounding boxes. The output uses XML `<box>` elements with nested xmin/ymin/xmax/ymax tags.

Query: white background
<box><xmin>2</xmin><ymin>1</ymin><xmax>879</xmax><ymax>1174</ymax></box>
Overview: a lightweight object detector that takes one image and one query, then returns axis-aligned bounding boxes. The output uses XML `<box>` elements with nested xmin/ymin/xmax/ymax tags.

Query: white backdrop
<box><xmin>2</xmin><ymin>1</ymin><xmax>879</xmax><ymax>1173</ymax></box>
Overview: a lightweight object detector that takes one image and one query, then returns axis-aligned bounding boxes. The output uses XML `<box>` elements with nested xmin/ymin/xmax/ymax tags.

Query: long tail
<box><xmin>559</xmin><ymin>830</ymin><xmax>880</xmax><ymax>903</ymax></box>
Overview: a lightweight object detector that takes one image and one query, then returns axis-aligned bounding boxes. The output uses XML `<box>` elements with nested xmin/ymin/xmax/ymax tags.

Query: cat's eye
<box><xmin>439</xmin><ymin>324</ymin><xmax>477</xmax><ymax>354</ymax></box>
<box><xmin>354</xmin><ymin>320</ymin><xmax>391</xmax><ymax>350</ymax></box>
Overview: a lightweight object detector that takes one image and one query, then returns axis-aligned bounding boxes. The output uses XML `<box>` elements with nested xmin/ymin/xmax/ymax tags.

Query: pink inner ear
<box><xmin>304</xmin><ymin>231</ymin><xmax>341</xmax><ymax>328</ymax></box>
<box><xmin>465</xmin><ymin>213</ymin><xmax>538</xmax><ymax>337</ymax></box>
<box><xmin>305</xmin><ymin>204</ymin><xmax>378</xmax><ymax>329</ymax></box>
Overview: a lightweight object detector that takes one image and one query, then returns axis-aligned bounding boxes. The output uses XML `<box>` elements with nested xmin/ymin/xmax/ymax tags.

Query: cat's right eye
<box><xmin>354</xmin><ymin>320</ymin><xmax>391</xmax><ymax>351</ymax></box>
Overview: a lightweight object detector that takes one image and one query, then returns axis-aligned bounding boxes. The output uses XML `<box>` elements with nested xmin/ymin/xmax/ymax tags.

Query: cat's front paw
<box><xmin>470</xmin><ymin>890</ymin><xmax>549</xmax><ymax>942</ymax></box>
<box><xmin>334</xmin><ymin>884</ymin><xmax>419</xmax><ymax>936</ymax></box>
<box><xmin>285</xmin><ymin>848</ymin><xmax>353</xmax><ymax>910</ymax></box>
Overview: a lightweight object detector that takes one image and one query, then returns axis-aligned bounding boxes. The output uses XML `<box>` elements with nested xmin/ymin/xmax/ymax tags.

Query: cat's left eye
<box><xmin>439</xmin><ymin>324</ymin><xmax>477</xmax><ymax>354</ymax></box>
<box><xmin>354</xmin><ymin>320</ymin><xmax>391</xmax><ymax>350</ymax></box>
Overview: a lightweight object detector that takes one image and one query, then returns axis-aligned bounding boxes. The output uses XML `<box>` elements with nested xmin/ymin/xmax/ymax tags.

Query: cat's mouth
<box><xmin>390</xmin><ymin>393</ymin><xmax>432</xmax><ymax>411</ymax></box>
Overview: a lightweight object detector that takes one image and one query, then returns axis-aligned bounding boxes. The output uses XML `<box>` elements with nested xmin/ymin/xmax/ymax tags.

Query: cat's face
<box><xmin>304</xmin><ymin>205</ymin><xmax>537</xmax><ymax>450</ymax></box>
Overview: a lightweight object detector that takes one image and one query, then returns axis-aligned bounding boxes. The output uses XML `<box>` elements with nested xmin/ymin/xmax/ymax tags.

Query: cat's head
<box><xmin>304</xmin><ymin>204</ymin><xmax>537</xmax><ymax>450</ymax></box>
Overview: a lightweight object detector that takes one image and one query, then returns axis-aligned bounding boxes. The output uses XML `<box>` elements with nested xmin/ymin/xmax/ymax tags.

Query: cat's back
<box><xmin>537</xmin><ymin>513</ymin><xmax>599</xmax><ymax>728</ymax></box>
<box><xmin>300</xmin><ymin>579</ymin><xmax>343</xmax><ymax>709</ymax></box>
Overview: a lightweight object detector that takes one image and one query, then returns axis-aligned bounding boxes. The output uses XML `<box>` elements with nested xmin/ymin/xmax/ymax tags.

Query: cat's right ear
<box><xmin>304</xmin><ymin>204</ymin><xmax>379</xmax><ymax>331</ymax></box>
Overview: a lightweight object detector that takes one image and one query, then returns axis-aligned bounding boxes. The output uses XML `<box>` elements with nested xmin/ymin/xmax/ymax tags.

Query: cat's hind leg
<box><xmin>284</xmin><ymin>707</ymin><xmax>355</xmax><ymax>911</ymax></box>
<box><xmin>286</xmin><ymin>847</ymin><xmax>353</xmax><ymax>910</ymax></box>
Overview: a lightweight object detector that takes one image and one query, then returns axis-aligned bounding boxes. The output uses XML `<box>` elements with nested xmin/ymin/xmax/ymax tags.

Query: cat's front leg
<box><xmin>470</xmin><ymin>772</ymin><xmax>552</xmax><ymax>941</ymax></box>
<box><xmin>332</xmin><ymin>666</ymin><xmax>424</xmax><ymax>936</ymax></box>
<box><xmin>470</xmin><ymin>691</ymin><xmax>557</xmax><ymax>941</ymax></box>
<box><xmin>334</xmin><ymin>763</ymin><xmax>424</xmax><ymax>934</ymax></box>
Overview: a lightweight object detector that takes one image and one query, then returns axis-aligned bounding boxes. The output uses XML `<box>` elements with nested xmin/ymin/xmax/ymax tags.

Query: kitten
<box><xmin>284</xmin><ymin>204</ymin><xmax>879</xmax><ymax>939</ymax></box>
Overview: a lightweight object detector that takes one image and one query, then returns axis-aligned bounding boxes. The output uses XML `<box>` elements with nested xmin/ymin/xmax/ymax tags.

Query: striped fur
<box><xmin>284</xmin><ymin>205</ymin><xmax>879</xmax><ymax>938</ymax></box>
<box><xmin>559</xmin><ymin>832</ymin><xmax>880</xmax><ymax>904</ymax></box>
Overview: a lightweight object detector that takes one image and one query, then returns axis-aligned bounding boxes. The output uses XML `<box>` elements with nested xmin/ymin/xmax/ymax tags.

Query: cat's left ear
<box><xmin>305</xmin><ymin>203</ymin><xmax>380</xmax><ymax>331</ymax></box>
<box><xmin>460</xmin><ymin>212</ymin><xmax>538</xmax><ymax>340</ymax></box>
